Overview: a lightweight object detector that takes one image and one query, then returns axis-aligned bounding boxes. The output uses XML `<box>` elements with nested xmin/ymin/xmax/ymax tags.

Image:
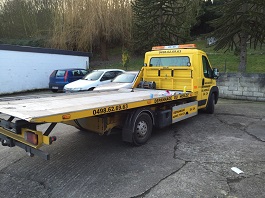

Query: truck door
<box><xmin>200</xmin><ymin>55</ymin><xmax>213</xmax><ymax>106</ymax></box>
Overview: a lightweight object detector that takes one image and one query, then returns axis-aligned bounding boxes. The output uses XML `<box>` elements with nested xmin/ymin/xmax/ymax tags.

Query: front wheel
<box><xmin>205</xmin><ymin>93</ymin><xmax>215</xmax><ymax>114</ymax></box>
<box><xmin>132</xmin><ymin>113</ymin><xmax>153</xmax><ymax>146</ymax></box>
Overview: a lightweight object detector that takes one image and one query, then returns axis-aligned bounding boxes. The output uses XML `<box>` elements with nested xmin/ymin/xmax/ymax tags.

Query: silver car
<box><xmin>93</xmin><ymin>71</ymin><xmax>139</xmax><ymax>91</ymax></box>
<box><xmin>63</xmin><ymin>69</ymin><xmax>125</xmax><ymax>92</ymax></box>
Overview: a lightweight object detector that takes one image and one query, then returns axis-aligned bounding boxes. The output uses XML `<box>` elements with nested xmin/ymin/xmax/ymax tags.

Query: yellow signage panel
<box><xmin>172</xmin><ymin>101</ymin><xmax>198</xmax><ymax>123</ymax></box>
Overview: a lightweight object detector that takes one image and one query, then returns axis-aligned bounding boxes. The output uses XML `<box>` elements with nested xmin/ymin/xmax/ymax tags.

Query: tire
<box><xmin>132</xmin><ymin>112</ymin><xmax>153</xmax><ymax>146</ymax></box>
<box><xmin>205</xmin><ymin>93</ymin><xmax>215</xmax><ymax>114</ymax></box>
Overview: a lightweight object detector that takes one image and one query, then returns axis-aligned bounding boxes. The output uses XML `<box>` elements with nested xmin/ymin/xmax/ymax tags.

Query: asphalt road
<box><xmin>0</xmin><ymin>95</ymin><xmax>264</xmax><ymax>198</ymax></box>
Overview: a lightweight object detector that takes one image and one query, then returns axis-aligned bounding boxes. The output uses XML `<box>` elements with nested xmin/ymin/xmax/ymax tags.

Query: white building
<box><xmin>0</xmin><ymin>44</ymin><xmax>91</xmax><ymax>95</ymax></box>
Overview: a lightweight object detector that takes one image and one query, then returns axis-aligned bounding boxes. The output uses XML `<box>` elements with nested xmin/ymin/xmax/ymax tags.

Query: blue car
<box><xmin>49</xmin><ymin>68</ymin><xmax>88</xmax><ymax>92</ymax></box>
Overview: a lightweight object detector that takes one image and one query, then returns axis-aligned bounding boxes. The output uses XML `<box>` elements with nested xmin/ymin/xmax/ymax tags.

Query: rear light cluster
<box><xmin>24</xmin><ymin>130</ymin><xmax>57</xmax><ymax>146</ymax></box>
<box><xmin>64</xmin><ymin>70</ymin><xmax>69</xmax><ymax>82</ymax></box>
<box><xmin>25</xmin><ymin>131</ymin><xmax>38</xmax><ymax>145</ymax></box>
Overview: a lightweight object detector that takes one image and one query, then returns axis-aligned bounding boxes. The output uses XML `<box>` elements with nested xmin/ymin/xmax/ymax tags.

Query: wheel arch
<box><xmin>88</xmin><ymin>87</ymin><xmax>95</xmax><ymax>91</ymax></box>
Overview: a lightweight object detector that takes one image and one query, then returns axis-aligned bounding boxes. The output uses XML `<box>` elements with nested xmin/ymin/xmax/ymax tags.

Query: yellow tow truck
<box><xmin>0</xmin><ymin>44</ymin><xmax>219</xmax><ymax>160</ymax></box>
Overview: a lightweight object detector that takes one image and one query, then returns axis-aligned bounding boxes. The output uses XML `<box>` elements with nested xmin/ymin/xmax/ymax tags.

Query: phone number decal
<box><xmin>92</xmin><ymin>104</ymin><xmax>128</xmax><ymax>115</ymax></box>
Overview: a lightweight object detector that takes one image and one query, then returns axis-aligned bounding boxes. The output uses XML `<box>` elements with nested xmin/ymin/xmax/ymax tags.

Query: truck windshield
<box><xmin>150</xmin><ymin>56</ymin><xmax>190</xmax><ymax>67</ymax></box>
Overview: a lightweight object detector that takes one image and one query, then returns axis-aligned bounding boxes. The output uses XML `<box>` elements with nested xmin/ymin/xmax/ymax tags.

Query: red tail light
<box><xmin>64</xmin><ymin>71</ymin><xmax>68</xmax><ymax>82</ymax></box>
<box><xmin>25</xmin><ymin>132</ymin><xmax>38</xmax><ymax>145</ymax></box>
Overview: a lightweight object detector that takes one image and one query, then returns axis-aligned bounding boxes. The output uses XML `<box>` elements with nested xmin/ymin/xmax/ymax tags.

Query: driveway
<box><xmin>0</xmin><ymin>94</ymin><xmax>264</xmax><ymax>198</ymax></box>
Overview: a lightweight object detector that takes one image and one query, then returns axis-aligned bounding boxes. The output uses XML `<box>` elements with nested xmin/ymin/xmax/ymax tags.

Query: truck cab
<box><xmin>134</xmin><ymin>44</ymin><xmax>219</xmax><ymax>113</ymax></box>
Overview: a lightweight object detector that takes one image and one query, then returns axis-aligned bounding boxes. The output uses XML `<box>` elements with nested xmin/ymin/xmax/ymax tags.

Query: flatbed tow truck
<box><xmin>0</xmin><ymin>44</ymin><xmax>219</xmax><ymax>160</ymax></box>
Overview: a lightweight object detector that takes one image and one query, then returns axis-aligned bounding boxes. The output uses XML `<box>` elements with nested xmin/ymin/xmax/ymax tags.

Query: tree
<box><xmin>0</xmin><ymin>0</ymin><xmax>54</xmax><ymax>39</ymax></box>
<box><xmin>50</xmin><ymin>0</ymin><xmax>132</xmax><ymax>60</ymax></box>
<box><xmin>131</xmin><ymin>0</ymin><xmax>202</xmax><ymax>54</ymax></box>
<box><xmin>210</xmin><ymin>0</ymin><xmax>265</xmax><ymax>73</ymax></box>
<box><xmin>191</xmin><ymin>0</ymin><xmax>223</xmax><ymax>36</ymax></box>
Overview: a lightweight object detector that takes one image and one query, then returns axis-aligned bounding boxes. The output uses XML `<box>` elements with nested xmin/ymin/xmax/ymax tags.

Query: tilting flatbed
<box><xmin>0</xmin><ymin>89</ymin><xmax>192</xmax><ymax>123</ymax></box>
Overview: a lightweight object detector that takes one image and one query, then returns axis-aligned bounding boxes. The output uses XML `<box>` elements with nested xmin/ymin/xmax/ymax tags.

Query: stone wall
<box><xmin>217</xmin><ymin>73</ymin><xmax>265</xmax><ymax>102</ymax></box>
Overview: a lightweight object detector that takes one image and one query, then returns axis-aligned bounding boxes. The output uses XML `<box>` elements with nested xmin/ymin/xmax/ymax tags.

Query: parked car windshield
<box><xmin>83</xmin><ymin>71</ymin><xmax>104</xmax><ymax>81</ymax></box>
<box><xmin>113</xmin><ymin>73</ymin><xmax>136</xmax><ymax>83</ymax></box>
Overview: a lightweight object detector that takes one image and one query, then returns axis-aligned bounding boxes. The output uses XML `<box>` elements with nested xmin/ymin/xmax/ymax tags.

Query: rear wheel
<box><xmin>132</xmin><ymin>113</ymin><xmax>153</xmax><ymax>146</ymax></box>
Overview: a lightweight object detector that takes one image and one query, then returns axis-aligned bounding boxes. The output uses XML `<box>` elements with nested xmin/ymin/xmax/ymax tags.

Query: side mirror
<box><xmin>213</xmin><ymin>68</ymin><xmax>219</xmax><ymax>79</ymax></box>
